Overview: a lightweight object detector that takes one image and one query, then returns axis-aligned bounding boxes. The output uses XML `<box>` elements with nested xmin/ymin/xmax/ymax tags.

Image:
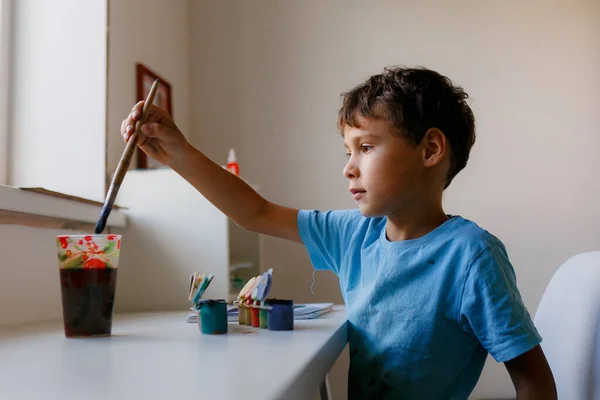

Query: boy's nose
<box><xmin>343</xmin><ymin>161</ymin><xmax>359</xmax><ymax>179</ymax></box>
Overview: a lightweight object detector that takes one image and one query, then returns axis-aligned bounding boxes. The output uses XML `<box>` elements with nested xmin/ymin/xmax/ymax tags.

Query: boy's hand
<box><xmin>120</xmin><ymin>101</ymin><xmax>189</xmax><ymax>167</ymax></box>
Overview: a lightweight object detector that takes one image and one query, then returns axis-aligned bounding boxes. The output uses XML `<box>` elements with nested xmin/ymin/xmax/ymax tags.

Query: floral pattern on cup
<box><xmin>56</xmin><ymin>235</ymin><xmax>121</xmax><ymax>269</ymax></box>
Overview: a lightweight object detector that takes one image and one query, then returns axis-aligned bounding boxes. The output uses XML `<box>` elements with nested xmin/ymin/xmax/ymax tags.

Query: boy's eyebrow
<box><xmin>347</xmin><ymin>132</ymin><xmax>382</xmax><ymax>143</ymax></box>
<box><xmin>344</xmin><ymin>133</ymin><xmax>381</xmax><ymax>149</ymax></box>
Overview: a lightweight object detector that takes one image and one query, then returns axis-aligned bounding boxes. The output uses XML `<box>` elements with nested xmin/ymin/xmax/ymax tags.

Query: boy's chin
<box><xmin>357</xmin><ymin>204</ymin><xmax>386</xmax><ymax>218</ymax></box>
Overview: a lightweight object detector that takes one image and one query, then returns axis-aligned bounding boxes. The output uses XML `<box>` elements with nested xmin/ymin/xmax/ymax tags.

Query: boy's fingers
<box><xmin>120</xmin><ymin>120</ymin><xmax>131</xmax><ymax>141</ymax></box>
<box><xmin>122</xmin><ymin>102</ymin><xmax>167</xmax><ymax>142</ymax></box>
<box><xmin>141</xmin><ymin>122</ymin><xmax>161</xmax><ymax>137</ymax></box>
<box><xmin>124</xmin><ymin>114</ymin><xmax>138</xmax><ymax>136</ymax></box>
<box><xmin>131</xmin><ymin>101</ymin><xmax>144</xmax><ymax>120</ymax></box>
<box><xmin>143</xmin><ymin>106</ymin><xmax>168</xmax><ymax>124</ymax></box>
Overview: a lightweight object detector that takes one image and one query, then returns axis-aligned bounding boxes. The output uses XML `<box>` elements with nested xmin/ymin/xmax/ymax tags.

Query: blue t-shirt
<box><xmin>297</xmin><ymin>209</ymin><xmax>541</xmax><ymax>400</ymax></box>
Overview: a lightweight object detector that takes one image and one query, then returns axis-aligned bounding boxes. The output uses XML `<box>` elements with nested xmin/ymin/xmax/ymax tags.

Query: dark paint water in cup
<box><xmin>59</xmin><ymin>268</ymin><xmax>118</xmax><ymax>337</ymax></box>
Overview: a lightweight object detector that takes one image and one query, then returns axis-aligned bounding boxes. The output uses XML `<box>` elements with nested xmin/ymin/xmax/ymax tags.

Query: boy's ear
<box><xmin>422</xmin><ymin>128</ymin><xmax>447</xmax><ymax>168</ymax></box>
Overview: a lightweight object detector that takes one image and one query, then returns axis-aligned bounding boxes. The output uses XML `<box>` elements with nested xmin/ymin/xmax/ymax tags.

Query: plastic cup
<box><xmin>56</xmin><ymin>234</ymin><xmax>121</xmax><ymax>337</ymax></box>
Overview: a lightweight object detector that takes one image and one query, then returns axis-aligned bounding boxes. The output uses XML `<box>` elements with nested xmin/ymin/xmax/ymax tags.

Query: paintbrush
<box><xmin>94</xmin><ymin>79</ymin><xmax>160</xmax><ymax>234</ymax></box>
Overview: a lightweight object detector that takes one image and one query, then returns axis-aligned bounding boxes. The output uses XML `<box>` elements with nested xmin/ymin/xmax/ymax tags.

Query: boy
<box><xmin>121</xmin><ymin>66</ymin><xmax>556</xmax><ymax>399</ymax></box>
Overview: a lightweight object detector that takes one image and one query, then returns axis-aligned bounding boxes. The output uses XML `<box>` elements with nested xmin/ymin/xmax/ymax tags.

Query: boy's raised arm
<box><xmin>173</xmin><ymin>144</ymin><xmax>301</xmax><ymax>242</ymax></box>
<box><xmin>121</xmin><ymin>101</ymin><xmax>301</xmax><ymax>243</ymax></box>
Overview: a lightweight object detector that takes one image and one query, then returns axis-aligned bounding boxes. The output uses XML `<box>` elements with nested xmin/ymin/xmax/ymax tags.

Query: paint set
<box><xmin>188</xmin><ymin>269</ymin><xmax>293</xmax><ymax>335</ymax></box>
<box><xmin>234</xmin><ymin>269</ymin><xmax>294</xmax><ymax>331</ymax></box>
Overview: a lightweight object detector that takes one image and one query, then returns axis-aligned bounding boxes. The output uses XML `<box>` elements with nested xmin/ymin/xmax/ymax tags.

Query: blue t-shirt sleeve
<box><xmin>459</xmin><ymin>242</ymin><xmax>542</xmax><ymax>363</ymax></box>
<box><xmin>297</xmin><ymin>209</ymin><xmax>362</xmax><ymax>275</ymax></box>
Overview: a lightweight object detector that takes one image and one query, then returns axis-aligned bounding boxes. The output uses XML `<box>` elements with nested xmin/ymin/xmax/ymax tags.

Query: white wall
<box><xmin>0</xmin><ymin>0</ymin><xmax>11</xmax><ymax>185</ymax></box>
<box><xmin>114</xmin><ymin>169</ymin><xmax>229</xmax><ymax>312</ymax></box>
<box><xmin>106</xmin><ymin>0</ymin><xmax>191</xmax><ymax>183</ymax></box>
<box><xmin>190</xmin><ymin>1</ymin><xmax>600</xmax><ymax>398</ymax></box>
<box><xmin>187</xmin><ymin>1</ymin><xmax>242</xmax><ymax>162</ymax></box>
<box><xmin>9</xmin><ymin>0</ymin><xmax>107</xmax><ymax>201</ymax></box>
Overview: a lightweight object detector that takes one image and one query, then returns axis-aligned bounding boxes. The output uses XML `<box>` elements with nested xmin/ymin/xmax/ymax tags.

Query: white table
<box><xmin>0</xmin><ymin>307</ymin><xmax>347</xmax><ymax>400</ymax></box>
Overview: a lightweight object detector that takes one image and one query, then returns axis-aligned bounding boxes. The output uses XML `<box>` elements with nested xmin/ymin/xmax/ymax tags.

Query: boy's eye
<box><xmin>361</xmin><ymin>145</ymin><xmax>373</xmax><ymax>153</ymax></box>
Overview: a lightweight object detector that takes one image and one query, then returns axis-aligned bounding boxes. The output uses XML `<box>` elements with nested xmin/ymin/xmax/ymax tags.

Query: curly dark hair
<box><xmin>338</xmin><ymin>66</ymin><xmax>476</xmax><ymax>188</ymax></box>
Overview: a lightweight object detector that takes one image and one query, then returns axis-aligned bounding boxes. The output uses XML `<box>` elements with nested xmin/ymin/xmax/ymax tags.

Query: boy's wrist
<box><xmin>167</xmin><ymin>140</ymin><xmax>195</xmax><ymax>171</ymax></box>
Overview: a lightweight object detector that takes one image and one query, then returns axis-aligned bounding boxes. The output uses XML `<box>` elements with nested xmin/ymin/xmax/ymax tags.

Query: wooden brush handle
<box><xmin>106</xmin><ymin>79</ymin><xmax>160</xmax><ymax>205</ymax></box>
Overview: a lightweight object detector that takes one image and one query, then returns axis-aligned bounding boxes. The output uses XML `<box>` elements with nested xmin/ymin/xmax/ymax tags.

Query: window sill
<box><xmin>0</xmin><ymin>185</ymin><xmax>127</xmax><ymax>231</ymax></box>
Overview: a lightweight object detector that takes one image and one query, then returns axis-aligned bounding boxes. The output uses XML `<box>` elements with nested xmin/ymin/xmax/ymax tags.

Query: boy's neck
<box><xmin>385</xmin><ymin>203</ymin><xmax>448</xmax><ymax>242</ymax></box>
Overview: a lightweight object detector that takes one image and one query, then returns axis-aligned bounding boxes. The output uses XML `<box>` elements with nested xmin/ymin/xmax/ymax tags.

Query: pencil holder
<box><xmin>199</xmin><ymin>299</ymin><xmax>228</xmax><ymax>335</ymax></box>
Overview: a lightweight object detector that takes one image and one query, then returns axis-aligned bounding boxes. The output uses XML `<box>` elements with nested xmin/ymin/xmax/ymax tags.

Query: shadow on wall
<box><xmin>114</xmin><ymin>217</ymin><xmax>186</xmax><ymax>312</ymax></box>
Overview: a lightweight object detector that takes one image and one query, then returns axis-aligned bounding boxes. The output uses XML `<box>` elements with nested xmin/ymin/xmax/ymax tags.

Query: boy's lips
<box><xmin>349</xmin><ymin>188</ymin><xmax>366</xmax><ymax>200</ymax></box>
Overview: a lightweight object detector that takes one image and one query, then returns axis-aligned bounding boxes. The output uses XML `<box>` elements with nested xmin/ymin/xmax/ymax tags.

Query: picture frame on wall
<box><xmin>135</xmin><ymin>63</ymin><xmax>173</xmax><ymax>169</ymax></box>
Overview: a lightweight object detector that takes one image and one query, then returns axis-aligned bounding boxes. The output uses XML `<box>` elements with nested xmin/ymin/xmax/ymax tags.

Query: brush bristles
<box><xmin>94</xmin><ymin>204</ymin><xmax>112</xmax><ymax>234</ymax></box>
<box><xmin>94</xmin><ymin>219</ymin><xmax>106</xmax><ymax>234</ymax></box>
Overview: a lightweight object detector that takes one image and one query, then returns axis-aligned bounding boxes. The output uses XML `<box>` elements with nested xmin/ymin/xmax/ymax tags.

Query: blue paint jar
<box><xmin>267</xmin><ymin>299</ymin><xmax>293</xmax><ymax>331</ymax></box>
<box><xmin>199</xmin><ymin>300</ymin><xmax>228</xmax><ymax>335</ymax></box>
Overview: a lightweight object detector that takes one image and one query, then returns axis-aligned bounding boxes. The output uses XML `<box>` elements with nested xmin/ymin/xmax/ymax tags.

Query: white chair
<box><xmin>534</xmin><ymin>251</ymin><xmax>600</xmax><ymax>400</ymax></box>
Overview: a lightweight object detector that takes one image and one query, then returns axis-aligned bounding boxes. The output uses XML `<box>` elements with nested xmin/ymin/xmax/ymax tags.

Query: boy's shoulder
<box><xmin>299</xmin><ymin>209</ymin><xmax>506</xmax><ymax>255</ymax></box>
<box><xmin>446</xmin><ymin>215</ymin><xmax>504</xmax><ymax>248</ymax></box>
<box><xmin>357</xmin><ymin>212</ymin><xmax>503</xmax><ymax>248</ymax></box>
<box><xmin>421</xmin><ymin>216</ymin><xmax>507</xmax><ymax>264</ymax></box>
<box><xmin>370</xmin><ymin>213</ymin><xmax>507</xmax><ymax>263</ymax></box>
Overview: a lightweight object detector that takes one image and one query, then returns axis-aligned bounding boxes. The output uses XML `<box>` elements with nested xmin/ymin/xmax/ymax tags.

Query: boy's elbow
<box><xmin>242</xmin><ymin>200</ymin><xmax>301</xmax><ymax>243</ymax></box>
<box><xmin>226</xmin><ymin>197</ymin><xmax>268</xmax><ymax>233</ymax></box>
<box><xmin>235</xmin><ymin>198</ymin><xmax>268</xmax><ymax>233</ymax></box>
